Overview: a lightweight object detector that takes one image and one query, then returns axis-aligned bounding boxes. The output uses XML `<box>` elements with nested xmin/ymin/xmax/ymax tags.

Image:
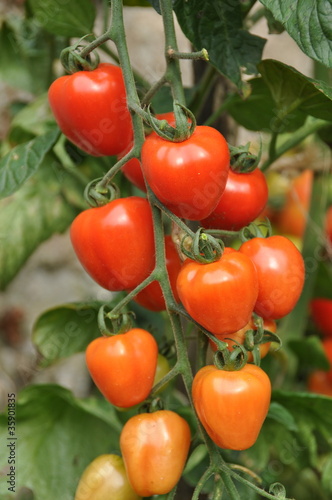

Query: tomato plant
<box><xmin>70</xmin><ymin>197</ymin><xmax>155</xmax><ymax>291</ymax></box>
<box><xmin>200</xmin><ymin>167</ymin><xmax>268</xmax><ymax>230</ymax></box>
<box><xmin>141</xmin><ymin>125</ymin><xmax>230</xmax><ymax>220</ymax></box>
<box><xmin>192</xmin><ymin>364</ymin><xmax>271</xmax><ymax>450</ymax></box>
<box><xmin>239</xmin><ymin>235</ymin><xmax>305</xmax><ymax>319</ymax></box>
<box><xmin>176</xmin><ymin>248</ymin><xmax>258</xmax><ymax>335</ymax></box>
<box><xmin>133</xmin><ymin>235</ymin><xmax>181</xmax><ymax>311</ymax></box>
<box><xmin>120</xmin><ymin>410</ymin><xmax>191</xmax><ymax>496</ymax></box>
<box><xmin>48</xmin><ymin>63</ymin><xmax>133</xmax><ymax>156</ymax></box>
<box><xmin>85</xmin><ymin>328</ymin><xmax>158</xmax><ymax>407</ymax></box>
<box><xmin>74</xmin><ymin>454</ymin><xmax>141</xmax><ymax>500</ymax></box>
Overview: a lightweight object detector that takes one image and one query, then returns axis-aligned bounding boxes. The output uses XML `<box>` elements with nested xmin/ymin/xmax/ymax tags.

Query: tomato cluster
<box><xmin>48</xmin><ymin>63</ymin><xmax>307</xmax><ymax>497</ymax></box>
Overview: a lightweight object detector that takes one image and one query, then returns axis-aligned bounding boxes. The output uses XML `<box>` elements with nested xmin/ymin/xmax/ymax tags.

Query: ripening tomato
<box><xmin>308</xmin><ymin>371</ymin><xmax>332</xmax><ymax>397</ymax></box>
<box><xmin>120</xmin><ymin>112</ymin><xmax>177</xmax><ymax>192</ymax></box>
<box><xmin>176</xmin><ymin>248</ymin><xmax>258</xmax><ymax>335</ymax></box>
<box><xmin>310</xmin><ymin>298</ymin><xmax>332</xmax><ymax>337</ymax></box>
<box><xmin>141</xmin><ymin>125</ymin><xmax>230</xmax><ymax>220</ymax></box>
<box><xmin>192</xmin><ymin>364</ymin><xmax>271</xmax><ymax>450</ymax></box>
<box><xmin>239</xmin><ymin>235</ymin><xmax>305</xmax><ymax>320</ymax></box>
<box><xmin>275</xmin><ymin>170</ymin><xmax>313</xmax><ymax>238</ymax></box>
<box><xmin>70</xmin><ymin>197</ymin><xmax>155</xmax><ymax>291</ymax></box>
<box><xmin>209</xmin><ymin>317</ymin><xmax>276</xmax><ymax>362</ymax></box>
<box><xmin>86</xmin><ymin>328</ymin><xmax>158</xmax><ymax>408</ymax></box>
<box><xmin>200</xmin><ymin>168</ymin><xmax>268</xmax><ymax>230</ymax></box>
<box><xmin>48</xmin><ymin>63</ymin><xmax>133</xmax><ymax>156</ymax></box>
<box><xmin>133</xmin><ymin>236</ymin><xmax>181</xmax><ymax>311</ymax></box>
<box><xmin>153</xmin><ymin>354</ymin><xmax>171</xmax><ymax>389</ymax></box>
<box><xmin>74</xmin><ymin>454</ymin><xmax>141</xmax><ymax>500</ymax></box>
<box><xmin>325</xmin><ymin>206</ymin><xmax>332</xmax><ymax>246</ymax></box>
<box><xmin>120</xmin><ymin>410</ymin><xmax>191</xmax><ymax>496</ymax></box>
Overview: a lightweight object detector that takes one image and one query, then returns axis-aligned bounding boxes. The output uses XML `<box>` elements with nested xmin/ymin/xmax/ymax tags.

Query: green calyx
<box><xmin>84</xmin><ymin>178</ymin><xmax>120</xmax><ymax>208</ymax></box>
<box><xmin>181</xmin><ymin>228</ymin><xmax>224</xmax><ymax>264</ymax></box>
<box><xmin>229</xmin><ymin>140</ymin><xmax>262</xmax><ymax>173</ymax></box>
<box><xmin>60</xmin><ymin>37</ymin><xmax>100</xmax><ymax>74</ymax></box>
<box><xmin>98</xmin><ymin>305</ymin><xmax>135</xmax><ymax>336</ymax></box>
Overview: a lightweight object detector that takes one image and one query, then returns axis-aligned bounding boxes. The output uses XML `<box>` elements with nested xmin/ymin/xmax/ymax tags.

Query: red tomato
<box><xmin>120</xmin><ymin>410</ymin><xmax>191</xmax><ymax>496</ymax></box>
<box><xmin>308</xmin><ymin>371</ymin><xmax>332</xmax><ymax>397</ymax></box>
<box><xmin>239</xmin><ymin>236</ymin><xmax>305</xmax><ymax>319</ymax></box>
<box><xmin>209</xmin><ymin>317</ymin><xmax>276</xmax><ymax>362</ymax></box>
<box><xmin>48</xmin><ymin>63</ymin><xmax>133</xmax><ymax>156</ymax></box>
<box><xmin>74</xmin><ymin>454</ymin><xmax>141</xmax><ymax>500</ymax></box>
<box><xmin>133</xmin><ymin>236</ymin><xmax>181</xmax><ymax>311</ymax></box>
<box><xmin>176</xmin><ymin>248</ymin><xmax>258</xmax><ymax>335</ymax></box>
<box><xmin>310</xmin><ymin>298</ymin><xmax>332</xmax><ymax>337</ymax></box>
<box><xmin>141</xmin><ymin>125</ymin><xmax>230</xmax><ymax>220</ymax></box>
<box><xmin>192</xmin><ymin>364</ymin><xmax>271</xmax><ymax>450</ymax></box>
<box><xmin>325</xmin><ymin>206</ymin><xmax>332</xmax><ymax>245</ymax></box>
<box><xmin>200</xmin><ymin>168</ymin><xmax>268</xmax><ymax>230</ymax></box>
<box><xmin>70</xmin><ymin>197</ymin><xmax>155</xmax><ymax>291</ymax></box>
<box><xmin>120</xmin><ymin>112</ymin><xmax>177</xmax><ymax>192</ymax></box>
<box><xmin>275</xmin><ymin>170</ymin><xmax>313</xmax><ymax>238</ymax></box>
<box><xmin>85</xmin><ymin>328</ymin><xmax>158</xmax><ymax>408</ymax></box>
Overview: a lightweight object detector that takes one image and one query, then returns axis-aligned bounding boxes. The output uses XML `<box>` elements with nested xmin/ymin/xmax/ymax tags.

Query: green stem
<box><xmin>141</xmin><ymin>74</ymin><xmax>167</xmax><ymax>107</ymax></box>
<box><xmin>192</xmin><ymin>467</ymin><xmax>214</xmax><ymax>500</ymax></box>
<box><xmin>203</xmin><ymin>96</ymin><xmax>232</xmax><ymax>127</ymax></box>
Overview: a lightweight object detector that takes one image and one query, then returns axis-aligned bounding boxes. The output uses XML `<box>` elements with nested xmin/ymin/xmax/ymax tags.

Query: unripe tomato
<box><xmin>85</xmin><ymin>328</ymin><xmax>158</xmax><ymax>408</ymax></box>
<box><xmin>200</xmin><ymin>168</ymin><xmax>268</xmax><ymax>230</ymax></box>
<box><xmin>275</xmin><ymin>170</ymin><xmax>313</xmax><ymax>238</ymax></box>
<box><xmin>74</xmin><ymin>454</ymin><xmax>141</xmax><ymax>500</ymax></box>
<box><xmin>70</xmin><ymin>197</ymin><xmax>155</xmax><ymax>291</ymax></box>
<box><xmin>209</xmin><ymin>317</ymin><xmax>276</xmax><ymax>362</ymax></box>
<box><xmin>141</xmin><ymin>125</ymin><xmax>230</xmax><ymax>220</ymax></box>
<box><xmin>310</xmin><ymin>298</ymin><xmax>332</xmax><ymax>337</ymax></box>
<box><xmin>120</xmin><ymin>410</ymin><xmax>191</xmax><ymax>496</ymax></box>
<box><xmin>153</xmin><ymin>354</ymin><xmax>171</xmax><ymax>388</ymax></box>
<box><xmin>239</xmin><ymin>235</ymin><xmax>305</xmax><ymax>320</ymax></box>
<box><xmin>48</xmin><ymin>63</ymin><xmax>133</xmax><ymax>156</ymax></box>
<box><xmin>192</xmin><ymin>364</ymin><xmax>271</xmax><ymax>450</ymax></box>
<box><xmin>133</xmin><ymin>236</ymin><xmax>182</xmax><ymax>311</ymax></box>
<box><xmin>308</xmin><ymin>371</ymin><xmax>332</xmax><ymax>397</ymax></box>
<box><xmin>176</xmin><ymin>248</ymin><xmax>258</xmax><ymax>335</ymax></box>
<box><xmin>120</xmin><ymin>112</ymin><xmax>177</xmax><ymax>192</ymax></box>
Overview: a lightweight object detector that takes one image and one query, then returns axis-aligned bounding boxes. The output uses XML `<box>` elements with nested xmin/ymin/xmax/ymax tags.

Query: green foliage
<box><xmin>259</xmin><ymin>0</ymin><xmax>332</xmax><ymax>68</ymax></box>
<box><xmin>288</xmin><ymin>336</ymin><xmax>331</xmax><ymax>371</ymax></box>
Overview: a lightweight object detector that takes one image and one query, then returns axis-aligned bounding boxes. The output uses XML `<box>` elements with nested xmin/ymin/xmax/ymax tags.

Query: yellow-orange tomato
<box><xmin>120</xmin><ymin>410</ymin><xmax>191</xmax><ymax>496</ymax></box>
<box><xmin>192</xmin><ymin>364</ymin><xmax>271</xmax><ymax>450</ymax></box>
<box><xmin>209</xmin><ymin>317</ymin><xmax>276</xmax><ymax>362</ymax></box>
<box><xmin>74</xmin><ymin>454</ymin><xmax>141</xmax><ymax>500</ymax></box>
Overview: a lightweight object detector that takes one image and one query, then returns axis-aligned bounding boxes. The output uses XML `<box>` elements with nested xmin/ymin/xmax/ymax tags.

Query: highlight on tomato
<box><xmin>239</xmin><ymin>235</ymin><xmax>305</xmax><ymax>320</ymax></box>
<box><xmin>200</xmin><ymin>167</ymin><xmax>268</xmax><ymax>231</ymax></box>
<box><xmin>70</xmin><ymin>197</ymin><xmax>155</xmax><ymax>291</ymax></box>
<box><xmin>85</xmin><ymin>328</ymin><xmax>158</xmax><ymax>408</ymax></box>
<box><xmin>192</xmin><ymin>363</ymin><xmax>271</xmax><ymax>450</ymax></box>
<box><xmin>141</xmin><ymin>125</ymin><xmax>230</xmax><ymax>220</ymax></box>
<box><xmin>176</xmin><ymin>247</ymin><xmax>258</xmax><ymax>336</ymax></box>
<box><xmin>74</xmin><ymin>454</ymin><xmax>141</xmax><ymax>500</ymax></box>
<box><xmin>120</xmin><ymin>410</ymin><xmax>191</xmax><ymax>496</ymax></box>
<box><xmin>48</xmin><ymin>63</ymin><xmax>133</xmax><ymax>157</ymax></box>
<box><xmin>133</xmin><ymin>235</ymin><xmax>182</xmax><ymax>311</ymax></box>
<box><xmin>209</xmin><ymin>316</ymin><xmax>276</xmax><ymax>362</ymax></box>
<box><xmin>310</xmin><ymin>298</ymin><xmax>332</xmax><ymax>337</ymax></box>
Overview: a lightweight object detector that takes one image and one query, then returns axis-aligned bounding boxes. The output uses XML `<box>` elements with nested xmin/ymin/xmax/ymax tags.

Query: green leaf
<box><xmin>0</xmin><ymin>129</ymin><xmax>60</xmax><ymax>199</ymax></box>
<box><xmin>226</xmin><ymin>77</ymin><xmax>306</xmax><ymax>131</ymax></box>
<box><xmin>33</xmin><ymin>301</ymin><xmax>112</xmax><ymax>367</ymax></box>
<box><xmin>258</xmin><ymin>60</ymin><xmax>332</xmax><ymax>122</ymax></box>
<box><xmin>28</xmin><ymin>0</ymin><xmax>96</xmax><ymax>37</ymax></box>
<box><xmin>322</xmin><ymin>454</ymin><xmax>332</xmax><ymax>495</ymax></box>
<box><xmin>267</xmin><ymin>402</ymin><xmax>298</xmax><ymax>432</ymax></box>
<box><xmin>0</xmin><ymin>385</ymin><xmax>121</xmax><ymax>500</ymax></box>
<box><xmin>288</xmin><ymin>336</ymin><xmax>331</xmax><ymax>371</ymax></box>
<box><xmin>259</xmin><ymin>0</ymin><xmax>332</xmax><ymax>68</ymax></box>
<box><xmin>173</xmin><ymin>0</ymin><xmax>266</xmax><ymax>89</ymax></box>
<box><xmin>0</xmin><ymin>157</ymin><xmax>79</xmax><ymax>290</ymax></box>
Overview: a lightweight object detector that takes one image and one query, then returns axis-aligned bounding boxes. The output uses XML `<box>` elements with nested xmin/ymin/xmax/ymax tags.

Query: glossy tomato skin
<box><xmin>86</xmin><ymin>328</ymin><xmax>158</xmax><ymax>408</ymax></box>
<box><xmin>176</xmin><ymin>248</ymin><xmax>258</xmax><ymax>335</ymax></box>
<box><xmin>141</xmin><ymin>126</ymin><xmax>230</xmax><ymax>220</ymax></box>
<box><xmin>74</xmin><ymin>454</ymin><xmax>141</xmax><ymax>500</ymax></box>
<box><xmin>120</xmin><ymin>410</ymin><xmax>191</xmax><ymax>496</ymax></box>
<box><xmin>239</xmin><ymin>236</ymin><xmax>305</xmax><ymax>320</ymax></box>
<box><xmin>192</xmin><ymin>364</ymin><xmax>271</xmax><ymax>450</ymax></box>
<box><xmin>209</xmin><ymin>317</ymin><xmax>276</xmax><ymax>362</ymax></box>
<box><xmin>200</xmin><ymin>168</ymin><xmax>268</xmax><ymax>231</ymax></box>
<box><xmin>48</xmin><ymin>63</ymin><xmax>133</xmax><ymax>157</ymax></box>
<box><xmin>120</xmin><ymin>112</ymin><xmax>177</xmax><ymax>192</ymax></box>
<box><xmin>133</xmin><ymin>236</ymin><xmax>181</xmax><ymax>311</ymax></box>
<box><xmin>310</xmin><ymin>298</ymin><xmax>332</xmax><ymax>337</ymax></box>
<box><xmin>70</xmin><ymin>197</ymin><xmax>155</xmax><ymax>291</ymax></box>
